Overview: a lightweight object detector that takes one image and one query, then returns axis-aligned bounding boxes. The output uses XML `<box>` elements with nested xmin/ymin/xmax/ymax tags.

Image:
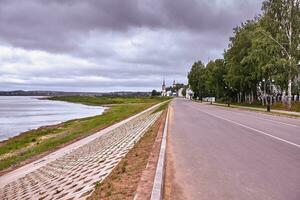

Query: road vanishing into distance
<box><xmin>167</xmin><ymin>98</ymin><xmax>300</xmax><ymax>200</ymax></box>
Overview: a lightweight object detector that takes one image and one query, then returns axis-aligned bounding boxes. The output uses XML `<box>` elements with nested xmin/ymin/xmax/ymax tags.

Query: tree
<box><xmin>182</xmin><ymin>87</ymin><xmax>187</xmax><ymax>96</ymax></box>
<box><xmin>260</xmin><ymin>0</ymin><xmax>300</xmax><ymax>108</ymax></box>
<box><xmin>205</xmin><ymin>59</ymin><xmax>227</xmax><ymax>100</ymax></box>
<box><xmin>224</xmin><ymin>21</ymin><xmax>260</xmax><ymax>103</ymax></box>
<box><xmin>187</xmin><ymin>61</ymin><xmax>206</xmax><ymax>100</ymax></box>
<box><xmin>151</xmin><ymin>90</ymin><xmax>160</xmax><ymax>96</ymax></box>
<box><xmin>186</xmin><ymin>0</ymin><xmax>300</xmax><ymax>107</ymax></box>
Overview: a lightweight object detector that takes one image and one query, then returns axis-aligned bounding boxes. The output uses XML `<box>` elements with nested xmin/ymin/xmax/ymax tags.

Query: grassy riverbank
<box><xmin>48</xmin><ymin>96</ymin><xmax>166</xmax><ymax>106</ymax></box>
<box><xmin>0</xmin><ymin>96</ymin><xmax>169</xmax><ymax>173</ymax></box>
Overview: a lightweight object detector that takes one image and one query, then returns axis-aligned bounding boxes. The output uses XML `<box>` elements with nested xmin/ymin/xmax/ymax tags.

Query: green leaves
<box><xmin>187</xmin><ymin>0</ymin><xmax>299</xmax><ymax>103</ymax></box>
<box><xmin>188</xmin><ymin>61</ymin><xmax>206</xmax><ymax>99</ymax></box>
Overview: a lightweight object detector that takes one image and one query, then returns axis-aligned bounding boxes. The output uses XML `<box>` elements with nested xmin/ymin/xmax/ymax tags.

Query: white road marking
<box><xmin>197</xmin><ymin>109</ymin><xmax>300</xmax><ymax>148</ymax></box>
<box><xmin>251</xmin><ymin>116</ymin><xmax>299</xmax><ymax>128</ymax></box>
<box><xmin>219</xmin><ymin>108</ymin><xmax>300</xmax><ymax>128</ymax></box>
<box><xmin>211</xmin><ymin>104</ymin><xmax>300</xmax><ymax>128</ymax></box>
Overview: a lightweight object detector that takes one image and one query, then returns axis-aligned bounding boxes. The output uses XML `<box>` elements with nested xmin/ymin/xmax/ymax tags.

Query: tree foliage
<box><xmin>187</xmin><ymin>0</ymin><xmax>300</xmax><ymax>105</ymax></box>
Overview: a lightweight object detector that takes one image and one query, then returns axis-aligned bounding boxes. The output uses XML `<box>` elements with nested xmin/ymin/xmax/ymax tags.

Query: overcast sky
<box><xmin>0</xmin><ymin>0</ymin><xmax>263</xmax><ymax>92</ymax></box>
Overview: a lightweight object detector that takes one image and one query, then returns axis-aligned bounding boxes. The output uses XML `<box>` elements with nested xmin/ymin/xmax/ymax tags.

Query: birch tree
<box><xmin>261</xmin><ymin>0</ymin><xmax>300</xmax><ymax>109</ymax></box>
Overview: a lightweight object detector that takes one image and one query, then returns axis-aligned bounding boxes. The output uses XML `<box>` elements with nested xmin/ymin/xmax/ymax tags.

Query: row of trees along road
<box><xmin>188</xmin><ymin>0</ymin><xmax>300</xmax><ymax>109</ymax></box>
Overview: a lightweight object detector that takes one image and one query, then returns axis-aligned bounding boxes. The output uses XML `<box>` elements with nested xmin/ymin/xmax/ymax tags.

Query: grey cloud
<box><xmin>0</xmin><ymin>0</ymin><xmax>262</xmax><ymax>52</ymax></box>
<box><xmin>0</xmin><ymin>0</ymin><xmax>263</xmax><ymax>92</ymax></box>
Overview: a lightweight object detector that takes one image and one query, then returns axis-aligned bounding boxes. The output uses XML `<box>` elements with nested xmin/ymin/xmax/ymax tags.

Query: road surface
<box><xmin>166</xmin><ymin>98</ymin><xmax>300</xmax><ymax>200</ymax></box>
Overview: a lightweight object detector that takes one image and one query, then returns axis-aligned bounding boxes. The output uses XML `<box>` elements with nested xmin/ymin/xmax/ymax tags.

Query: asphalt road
<box><xmin>167</xmin><ymin>98</ymin><xmax>300</xmax><ymax>200</ymax></box>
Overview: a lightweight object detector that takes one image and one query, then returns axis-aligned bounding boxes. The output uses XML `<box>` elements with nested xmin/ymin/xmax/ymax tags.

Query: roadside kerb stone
<box><xmin>150</xmin><ymin>107</ymin><xmax>169</xmax><ymax>200</ymax></box>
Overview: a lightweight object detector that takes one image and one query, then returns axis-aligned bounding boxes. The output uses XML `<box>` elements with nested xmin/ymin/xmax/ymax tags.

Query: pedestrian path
<box><xmin>0</xmin><ymin>110</ymin><xmax>161</xmax><ymax>200</ymax></box>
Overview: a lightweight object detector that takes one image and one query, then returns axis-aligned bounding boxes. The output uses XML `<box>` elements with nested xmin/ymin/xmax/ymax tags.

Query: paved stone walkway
<box><xmin>0</xmin><ymin>110</ymin><xmax>161</xmax><ymax>200</ymax></box>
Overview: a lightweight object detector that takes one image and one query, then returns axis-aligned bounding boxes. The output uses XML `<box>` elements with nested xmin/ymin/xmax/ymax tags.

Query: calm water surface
<box><xmin>0</xmin><ymin>96</ymin><xmax>105</xmax><ymax>141</ymax></box>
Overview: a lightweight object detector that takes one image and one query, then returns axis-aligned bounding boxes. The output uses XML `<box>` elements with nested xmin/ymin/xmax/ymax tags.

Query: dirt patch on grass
<box><xmin>134</xmin><ymin>110</ymin><xmax>166</xmax><ymax>200</ymax></box>
<box><xmin>88</xmin><ymin>111</ymin><xmax>166</xmax><ymax>200</ymax></box>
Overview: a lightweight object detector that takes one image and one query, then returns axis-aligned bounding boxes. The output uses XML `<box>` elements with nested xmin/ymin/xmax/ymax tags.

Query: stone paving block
<box><xmin>0</xmin><ymin>111</ymin><xmax>161</xmax><ymax>200</ymax></box>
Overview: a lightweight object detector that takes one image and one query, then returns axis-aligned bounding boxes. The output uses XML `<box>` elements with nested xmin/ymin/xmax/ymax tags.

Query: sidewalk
<box><xmin>212</xmin><ymin>102</ymin><xmax>300</xmax><ymax>117</ymax></box>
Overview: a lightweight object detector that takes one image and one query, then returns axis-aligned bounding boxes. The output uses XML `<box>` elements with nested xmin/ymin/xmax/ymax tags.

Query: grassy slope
<box><xmin>48</xmin><ymin>96</ymin><xmax>168</xmax><ymax>106</ymax></box>
<box><xmin>0</xmin><ymin>96</ymin><xmax>169</xmax><ymax>172</ymax></box>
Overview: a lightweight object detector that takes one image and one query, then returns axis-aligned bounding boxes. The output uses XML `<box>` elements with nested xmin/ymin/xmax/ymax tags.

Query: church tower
<box><xmin>161</xmin><ymin>78</ymin><xmax>166</xmax><ymax>96</ymax></box>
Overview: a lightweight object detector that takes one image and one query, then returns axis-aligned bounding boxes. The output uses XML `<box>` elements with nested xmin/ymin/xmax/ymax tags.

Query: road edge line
<box><xmin>198</xmin><ymin>109</ymin><xmax>300</xmax><ymax>148</ymax></box>
<box><xmin>150</xmin><ymin>106</ymin><xmax>169</xmax><ymax>200</ymax></box>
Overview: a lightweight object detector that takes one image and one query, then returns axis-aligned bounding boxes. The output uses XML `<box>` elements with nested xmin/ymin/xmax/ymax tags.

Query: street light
<box><xmin>262</xmin><ymin>78</ymin><xmax>271</xmax><ymax>112</ymax></box>
<box><xmin>225</xmin><ymin>86</ymin><xmax>230</xmax><ymax>107</ymax></box>
<box><xmin>262</xmin><ymin>78</ymin><xmax>266</xmax><ymax>106</ymax></box>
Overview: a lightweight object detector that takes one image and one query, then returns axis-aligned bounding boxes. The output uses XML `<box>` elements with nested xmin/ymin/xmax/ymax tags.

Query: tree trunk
<box><xmin>287</xmin><ymin>1</ymin><xmax>293</xmax><ymax>110</ymax></box>
<box><xmin>282</xmin><ymin>91</ymin><xmax>286</xmax><ymax>104</ymax></box>
<box><xmin>288</xmin><ymin>79</ymin><xmax>292</xmax><ymax>109</ymax></box>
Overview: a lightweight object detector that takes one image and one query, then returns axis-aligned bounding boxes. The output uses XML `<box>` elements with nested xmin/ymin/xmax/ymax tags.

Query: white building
<box><xmin>178</xmin><ymin>88</ymin><xmax>184</xmax><ymax>97</ymax></box>
<box><xmin>186</xmin><ymin>86</ymin><xmax>194</xmax><ymax>100</ymax></box>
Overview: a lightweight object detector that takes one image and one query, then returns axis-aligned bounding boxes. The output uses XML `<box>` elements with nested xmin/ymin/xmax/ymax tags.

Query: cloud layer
<box><xmin>0</xmin><ymin>0</ymin><xmax>263</xmax><ymax>92</ymax></box>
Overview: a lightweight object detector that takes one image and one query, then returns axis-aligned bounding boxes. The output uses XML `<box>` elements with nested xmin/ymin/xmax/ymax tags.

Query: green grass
<box><xmin>216</xmin><ymin>101</ymin><xmax>300</xmax><ymax>112</ymax></box>
<box><xmin>152</xmin><ymin>101</ymin><xmax>170</xmax><ymax>113</ymax></box>
<box><xmin>48</xmin><ymin>96</ymin><xmax>170</xmax><ymax>106</ymax></box>
<box><xmin>271</xmin><ymin>102</ymin><xmax>300</xmax><ymax>112</ymax></box>
<box><xmin>0</xmin><ymin>96</ymin><xmax>169</xmax><ymax>171</ymax></box>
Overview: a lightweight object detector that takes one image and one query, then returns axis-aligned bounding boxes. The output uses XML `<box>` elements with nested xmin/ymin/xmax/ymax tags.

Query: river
<box><xmin>0</xmin><ymin>96</ymin><xmax>105</xmax><ymax>141</ymax></box>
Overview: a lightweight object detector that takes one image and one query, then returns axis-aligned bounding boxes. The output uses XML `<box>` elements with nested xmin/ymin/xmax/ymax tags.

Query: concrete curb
<box><xmin>150</xmin><ymin>106</ymin><xmax>169</xmax><ymax>200</ymax></box>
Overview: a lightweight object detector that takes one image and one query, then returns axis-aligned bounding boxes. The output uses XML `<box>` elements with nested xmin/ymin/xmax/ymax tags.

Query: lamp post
<box><xmin>262</xmin><ymin>78</ymin><xmax>266</xmax><ymax>105</ymax></box>
<box><xmin>270</xmin><ymin>79</ymin><xmax>274</xmax><ymax>106</ymax></box>
<box><xmin>262</xmin><ymin>78</ymin><xmax>271</xmax><ymax>112</ymax></box>
<box><xmin>225</xmin><ymin>86</ymin><xmax>232</xmax><ymax>107</ymax></box>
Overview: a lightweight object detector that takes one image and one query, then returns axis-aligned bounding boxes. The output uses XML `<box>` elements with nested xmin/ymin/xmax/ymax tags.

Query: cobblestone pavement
<box><xmin>0</xmin><ymin>110</ymin><xmax>161</xmax><ymax>200</ymax></box>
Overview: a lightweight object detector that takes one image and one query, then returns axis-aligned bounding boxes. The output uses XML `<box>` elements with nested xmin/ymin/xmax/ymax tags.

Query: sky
<box><xmin>0</xmin><ymin>0</ymin><xmax>263</xmax><ymax>92</ymax></box>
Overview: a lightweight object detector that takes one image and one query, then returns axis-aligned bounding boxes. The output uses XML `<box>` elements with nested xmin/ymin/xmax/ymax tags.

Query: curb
<box><xmin>150</xmin><ymin>106</ymin><xmax>169</xmax><ymax>200</ymax></box>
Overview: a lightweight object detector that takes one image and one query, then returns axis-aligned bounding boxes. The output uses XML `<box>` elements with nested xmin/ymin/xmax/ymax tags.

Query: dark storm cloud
<box><xmin>0</xmin><ymin>0</ymin><xmax>263</xmax><ymax>92</ymax></box>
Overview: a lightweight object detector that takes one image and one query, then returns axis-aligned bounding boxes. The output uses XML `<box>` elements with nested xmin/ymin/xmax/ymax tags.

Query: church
<box><xmin>161</xmin><ymin>79</ymin><xmax>179</xmax><ymax>97</ymax></box>
<box><xmin>161</xmin><ymin>78</ymin><xmax>194</xmax><ymax>99</ymax></box>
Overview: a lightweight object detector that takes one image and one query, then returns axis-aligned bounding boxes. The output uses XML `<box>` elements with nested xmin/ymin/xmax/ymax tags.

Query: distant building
<box><xmin>186</xmin><ymin>86</ymin><xmax>194</xmax><ymax>100</ymax></box>
<box><xmin>166</xmin><ymin>90</ymin><xmax>172</xmax><ymax>96</ymax></box>
<box><xmin>178</xmin><ymin>88</ymin><xmax>184</xmax><ymax>97</ymax></box>
<box><xmin>161</xmin><ymin>79</ymin><xmax>187</xmax><ymax>97</ymax></box>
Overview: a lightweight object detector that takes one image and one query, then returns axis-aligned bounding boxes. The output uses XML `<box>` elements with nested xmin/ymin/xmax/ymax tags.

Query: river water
<box><xmin>0</xmin><ymin>96</ymin><xmax>105</xmax><ymax>141</ymax></box>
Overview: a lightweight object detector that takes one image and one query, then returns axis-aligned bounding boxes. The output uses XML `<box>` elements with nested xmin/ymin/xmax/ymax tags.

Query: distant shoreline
<box><xmin>0</xmin><ymin>90</ymin><xmax>152</xmax><ymax>97</ymax></box>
